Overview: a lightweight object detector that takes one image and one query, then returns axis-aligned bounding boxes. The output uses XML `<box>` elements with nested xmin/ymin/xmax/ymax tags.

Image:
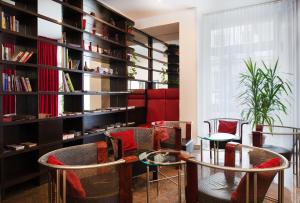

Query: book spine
<box><xmin>20</xmin><ymin>77</ymin><xmax>28</xmax><ymax>92</ymax></box>
<box><xmin>23</xmin><ymin>51</ymin><xmax>33</xmax><ymax>63</ymax></box>
<box><xmin>65</xmin><ymin>73</ymin><xmax>74</xmax><ymax>92</ymax></box>
<box><xmin>1</xmin><ymin>12</ymin><xmax>5</xmax><ymax>29</ymax></box>
<box><xmin>25</xmin><ymin>77</ymin><xmax>32</xmax><ymax>92</ymax></box>
<box><xmin>2</xmin><ymin>73</ymin><xmax>5</xmax><ymax>91</ymax></box>
<box><xmin>11</xmin><ymin>74</ymin><xmax>14</xmax><ymax>91</ymax></box>
<box><xmin>19</xmin><ymin>51</ymin><xmax>29</xmax><ymax>63</ymax></box>
<box><xmin>62</xmin><ymin>72</ymin><xmax>70</xmax><ymax>92</ymax></box>
<box><xmin>7</xmin><ymin>75</ymin><xmax>11</xmax><ymax>92</ymax></box>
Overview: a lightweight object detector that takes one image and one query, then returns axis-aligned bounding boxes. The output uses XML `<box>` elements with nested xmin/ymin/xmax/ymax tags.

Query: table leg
<box><xmin>200</xmin><ymin>139</ymin><xmax>203</xmax><ymax>161</ymax></box>
<box><xmin>213</xmin><ymin>141</ymin><xmax>217</xmax><ymax>164</ymax></box>
<box><xmin>146</xmin><ymin>166</ymin><xmax>150</xmax><ymax>203</ymax></box>
<box><xmin>217</xmin><ymin>141</ymin><xmax>219</xmax><ymax>165</ymax></box>
<box><xmin>178</xmin><ymin>165</ymin><xmax>181</xmax><ymax>203</ymax></box>
<box><xmin>157</xmin><ymin>167</ymin><xmax>159</xmax><ymax>196</ymax></box>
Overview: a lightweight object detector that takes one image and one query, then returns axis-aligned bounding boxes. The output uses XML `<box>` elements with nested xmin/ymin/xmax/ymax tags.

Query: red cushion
<box><xmin>218</xmin><ymin>120</ymin><xmax>238</xmax><ymax>135</ymax></box>
<box><xmin>128</xmin><ymin>99</ymin><xmax>145</xmax><ymax>107</ymax></box>
<box><xmin>110</xmin><ymin>130</ymin><xmax>137</xmax><ymax>152</ymax></box>
<box><xmin>147</xmin><ymin>89</ymin><xmax>166</xmax><ymax>99</ymax></box>
<box><xmin>165</xmin><ymin>100</ymin><xmax>179</xmax><ymax>120</ymax></box>
<box><xmin>47</xmin><ymin>155</ymin><xmax>86</xmax><ymax>199</ymax></box>
<box><xmin>231</xmin><ymin>157</ymin><xmax>280</xmax><ymax>203</ymax></box>
<box><xmin>154</xmin><ymin>127</ymin><xmax>170</xmax><ymax>142</ymax></box>
<box><xmin>165</xmin><ymin>88</ymin><xmax>179</xmax><ymax>99</ymax></box>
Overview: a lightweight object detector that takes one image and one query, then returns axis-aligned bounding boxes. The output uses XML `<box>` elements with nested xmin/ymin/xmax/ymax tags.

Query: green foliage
<box><xmin>160</xmin><ymin>67</ymin><xmax>168</xmax><ymax>84</ymax></box>
<box><xmin>128</xmin><ymin>52</ymin><xmax>139</xmax><ymax>78</ymax></box>
<box><xmin>239</xmin><ymin>58</ymin><xmax>292</xmax><ymax>129</ymax></box>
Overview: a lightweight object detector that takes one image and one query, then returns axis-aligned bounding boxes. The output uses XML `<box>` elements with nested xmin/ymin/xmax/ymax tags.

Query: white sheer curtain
<box><xmin>199</xmin><ymin>0</ymin><xmax>298</xmax><ymax>144</ymax></box>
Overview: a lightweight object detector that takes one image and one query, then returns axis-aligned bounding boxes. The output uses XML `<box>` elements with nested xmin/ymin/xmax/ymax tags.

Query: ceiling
<box><xmin>99</xmin><ymin>0</ymin><xmax>274</xmax><ymax>20</ymax></box>
<box><xmin>142</xmin><ymin>23</ymin><xmax>179</xmax><ymax>43</ymax></box>
<box><xmin>99</xmin><ymin>0</ymin><xmax>197</xmax><ymax>20</ymax></box>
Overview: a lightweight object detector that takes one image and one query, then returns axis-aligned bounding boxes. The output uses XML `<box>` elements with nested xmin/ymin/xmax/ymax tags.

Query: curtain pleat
<box><xmin>199</xmin><ymin>0</ymin><xmax>298</xmax><ymax>147</ymax></box>
<box><xmin>38</xmin><ymin>38</ymin><xmax>58</xmax><ymax>117</ymax></box>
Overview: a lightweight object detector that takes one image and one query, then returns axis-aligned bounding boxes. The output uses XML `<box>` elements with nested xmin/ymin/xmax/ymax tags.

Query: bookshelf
<box><xmin>0</xmin><ymin>0</ymin><xmax>134</xmax><ymax>198</ymax></box>
<box><xmin>127</xmin><ymin>28</ymin><xmax>179</xmax><ymax>90</ymax></box>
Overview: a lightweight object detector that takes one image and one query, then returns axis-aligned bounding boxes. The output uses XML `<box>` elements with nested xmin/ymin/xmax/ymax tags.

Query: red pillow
<box><xmin>110</xmin><ymin>130</ymin><xmax>137</xmax><ymax>152</ymax></box>
<box><xmin>231</xmin><ymin>157</ymin><xmax>280</xmax><ymax>202</ymax></box>
<box><xmin>47</xmin><ymin>155</ymin><xmax>86</xmax><ymax>199</ymax></box>
<box><xmin>154</xmin><ymin>128</ymin><xmax>170</xmax><ymax>142</ymax></box>
<box><xmin>218</xmin><ymin>120</ymin><xmax>238</xmax><ymax>135</ymax></box>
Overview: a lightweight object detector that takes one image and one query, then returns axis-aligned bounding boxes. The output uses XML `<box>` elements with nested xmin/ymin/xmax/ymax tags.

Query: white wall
<box><xmin>136</xmin><ymin>8</ymin><xmax>198</xmax><ymax>139</ymax></box>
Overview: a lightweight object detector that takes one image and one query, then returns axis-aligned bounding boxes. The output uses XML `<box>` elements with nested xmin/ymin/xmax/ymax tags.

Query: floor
<box><xmin>2</xmin><ymin>149</ymin><xmax>300</xmax><ymax>203</ymax></box>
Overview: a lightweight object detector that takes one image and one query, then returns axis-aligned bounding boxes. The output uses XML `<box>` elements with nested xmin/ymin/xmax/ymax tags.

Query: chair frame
<box><xmin>181</xmin><ymin>143</ymin><xmax>289</xmax><ymax>203</ymax></box>
<box><xmin>38</xmin><ymin>142</ymin><xmax>137</xmax><ymax>203</ymax></box>
<box><xmin>253</xmin><ymin>124</ymin><xmax>300</xmax><ymax>187</ymax></box>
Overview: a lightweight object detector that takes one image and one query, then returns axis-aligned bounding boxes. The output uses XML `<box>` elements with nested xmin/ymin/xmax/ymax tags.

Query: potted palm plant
<box><xmin>239</xmin><ymin>58</ymin><xmax>292</xmax><ymax>133</ymax></box>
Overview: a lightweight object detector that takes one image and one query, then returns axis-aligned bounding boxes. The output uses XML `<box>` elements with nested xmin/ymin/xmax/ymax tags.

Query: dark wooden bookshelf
<box><xmin>0</xmin><ymin>0</ymin><xmax>134</xmax><ymax>199</ymax></box>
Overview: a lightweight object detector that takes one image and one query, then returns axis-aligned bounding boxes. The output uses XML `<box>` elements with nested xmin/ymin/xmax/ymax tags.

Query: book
<box><xmin>12</xmin><ymin>51</ymin><xmax>24</xmax><ymax>61</ymax></box>
<box><xmin>5</xmin><ymin>144</ymin><xmax>25</xmax><ymax>151</ymax></box>
<box><xmin>62</xmin><ymin>72</ymin><xmax>70</xmax><ymax>92</ymax></box>
<box><xmin>20</xmin><ymin>77</ymin><xmax>28</xmax><ymax>92</ymax></box>
<box><xmin>64</xmin><ymin>73</ymin><xmax>75</xmax><ymax>92</ymax></box>
<box><xmin>25</xmin><ymin>78</ymin><xmax>32</xmax><ymax>92</ymax></box>
<box><xmin>23</xmin><ymin>51</ymin><xmax>33</xmax><ymax>63</ymax></box>
<box><xmin>19</xmin><ymin>51</ymin><xmax>29</xmax><ymax>63</ymax></box>
<box><xmin>1</xmin><ymin>12</ymin><xmax>5</xmax><ymax>29</ymax></box>
<box><xmin>20</xmin><ymin>142</ymin><xmax>37</xmax><ymax>148</ymax></box>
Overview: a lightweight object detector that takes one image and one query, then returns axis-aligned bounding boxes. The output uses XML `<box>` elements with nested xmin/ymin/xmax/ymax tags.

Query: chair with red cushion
<box><xmin>38</xmin><ymin>141</ymin><xmax>137</xmax><ymax>203</ymax></box>
<box><xmin>182</xmin><ymin>142</ymin><xmax>289</xmax><ymax>203</ymax></box>
<box><xmin>105</xmin><ymin>127</ymin><xmax>160</xmax><ymax>178</ymax></box>
<box><xmin>152</xmin><ymin>120</ymin><xmax>193</xmax><ymax>152</ymax></box>
<box><xmin>204</xmin><ymin>118</ymin><xmax>248</xmax><ymax>158</ymax></box>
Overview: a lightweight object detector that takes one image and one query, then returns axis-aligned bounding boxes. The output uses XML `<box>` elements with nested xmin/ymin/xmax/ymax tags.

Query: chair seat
<box><xmin>262</xmin><ymin>144</ymin><xmax>292</xmax><ymax>161</ymax></box>
<box><xmin>68</xmin><ymin>171</ymin><xmax>119</xmax><ymax>203</ymax></box>
<box><xmin>198</xmin><ymin>172</ymin><xmax>242</xmax><ymax>203</ymax></box>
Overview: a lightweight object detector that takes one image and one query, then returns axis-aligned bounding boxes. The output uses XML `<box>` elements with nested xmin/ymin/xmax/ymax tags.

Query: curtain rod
<box><xmin>202</xmin><ymin>0</ymin><xmax>281</xmax><ymax>16</ymax></box>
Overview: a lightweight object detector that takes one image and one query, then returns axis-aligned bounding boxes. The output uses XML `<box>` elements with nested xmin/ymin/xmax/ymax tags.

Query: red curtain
<box><xmin>38</xmin><ymin>38</ymin><xmax>58</xmax><ymax>117</ymax></box>
<box><xmin>2</xmin><ymin>43</ymin><xmax>16</xmax><ymax>114</ymax></box>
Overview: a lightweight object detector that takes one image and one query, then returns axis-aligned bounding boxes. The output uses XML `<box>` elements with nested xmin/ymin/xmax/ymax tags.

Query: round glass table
<box><xmin>198</xmin><ymin>133</ymin><xmax>236</xmax><ymax>164</ymax></box>
<box><xmin>139</xmin><ymin>150</ymin><xmax>185</xmax><ymax>203</ymax></box>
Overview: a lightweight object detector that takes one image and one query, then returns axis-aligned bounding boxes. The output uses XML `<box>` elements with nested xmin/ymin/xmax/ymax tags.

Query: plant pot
<box><xmin>255</xmin><ymin>124</ymin><xmax>263</xmax><ymax>132</ymax></box>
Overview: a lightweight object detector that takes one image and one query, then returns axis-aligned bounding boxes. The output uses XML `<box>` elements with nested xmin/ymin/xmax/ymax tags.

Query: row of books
<box><xmin>5</xmin><ymin>142</ymin><xmax>37</xmax><ymax>151</ymax></box>
<box><xmin>62</xmin><ymin>72</ymin><xmax>75</xmax><ymax>92</ymax></box>
<box><xmin>61</xmin><ymin>47</ymin><xmax>80</xmax><ymax>70</ymax></box>
<box><xmin>1</xmin><ymin>11</ymin><xmax>19</xmax><ymax>32</ymax></box>
<box><xmin>2</xmin><ymin>73</ymin><xmax>32</xmax><ymax>92</ymax></box>
<box><xmin>1</xmin><ymin>45</ymin><xmax>33</xmax><ymax>63</ymax></box>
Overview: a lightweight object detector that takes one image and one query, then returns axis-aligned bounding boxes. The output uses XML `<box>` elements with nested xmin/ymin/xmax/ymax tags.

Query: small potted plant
<box><xmin>127</xmin><ymin>24</ymin><xmax>134</xmax><ymax>34</ymax></box>
<box><xmin>239</xmin><ymin>58</ymin><xmax>292</xmax><ymax>144</ymax></box>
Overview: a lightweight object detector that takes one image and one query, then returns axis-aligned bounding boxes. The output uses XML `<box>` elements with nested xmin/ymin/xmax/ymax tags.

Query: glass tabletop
<box><xmin>139</xmin><ymin>150</ymin><xmax>185</xmax><ymax>166</ymax></box>
<box><xmin>198</xmin><ymin>133</ymin><xmax>236</xmax><ymax>141</ymax></box>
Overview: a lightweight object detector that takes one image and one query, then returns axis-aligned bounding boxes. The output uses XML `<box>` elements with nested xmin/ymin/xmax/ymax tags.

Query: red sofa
<box><xmin>146</xmin><ymin>88</ymin><xmax>179</xmax><ymax>123</ymax></box>
<box><xmin>128</xmin><ymin>89</ymin><xmax>146</xmax><ymax>107</ymax></box>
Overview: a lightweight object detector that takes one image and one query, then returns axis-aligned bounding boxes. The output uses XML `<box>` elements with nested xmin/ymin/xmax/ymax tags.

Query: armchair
<box><xmin>181</xmin><ymin>142</ymin><xmax>288</xmax><ymax>203</ymax></box>
<box><xmin>204</xmin><ymin>118</ymin><xmax>248</xmax><ymax>157</ymax></box>
<box><xmin>151</xmin><ymin>121</ymin><xmax>193</xmax><ymax>152</ymax></box>
<box><xmin>105</xmin><ymin>127</ymin><xmax>159</xmax><ymax>178</ymax></box>
<box><xmin>38</xmin><ymin>142</ymin><xmax>137</xmax><ymax>203</ymax></box>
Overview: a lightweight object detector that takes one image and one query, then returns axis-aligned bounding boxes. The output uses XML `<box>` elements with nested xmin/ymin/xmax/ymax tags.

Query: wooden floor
<box><xmin>2</xmin><ymin>150</ymin><xmax>300</xmax><ymax>203</ymax></box>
